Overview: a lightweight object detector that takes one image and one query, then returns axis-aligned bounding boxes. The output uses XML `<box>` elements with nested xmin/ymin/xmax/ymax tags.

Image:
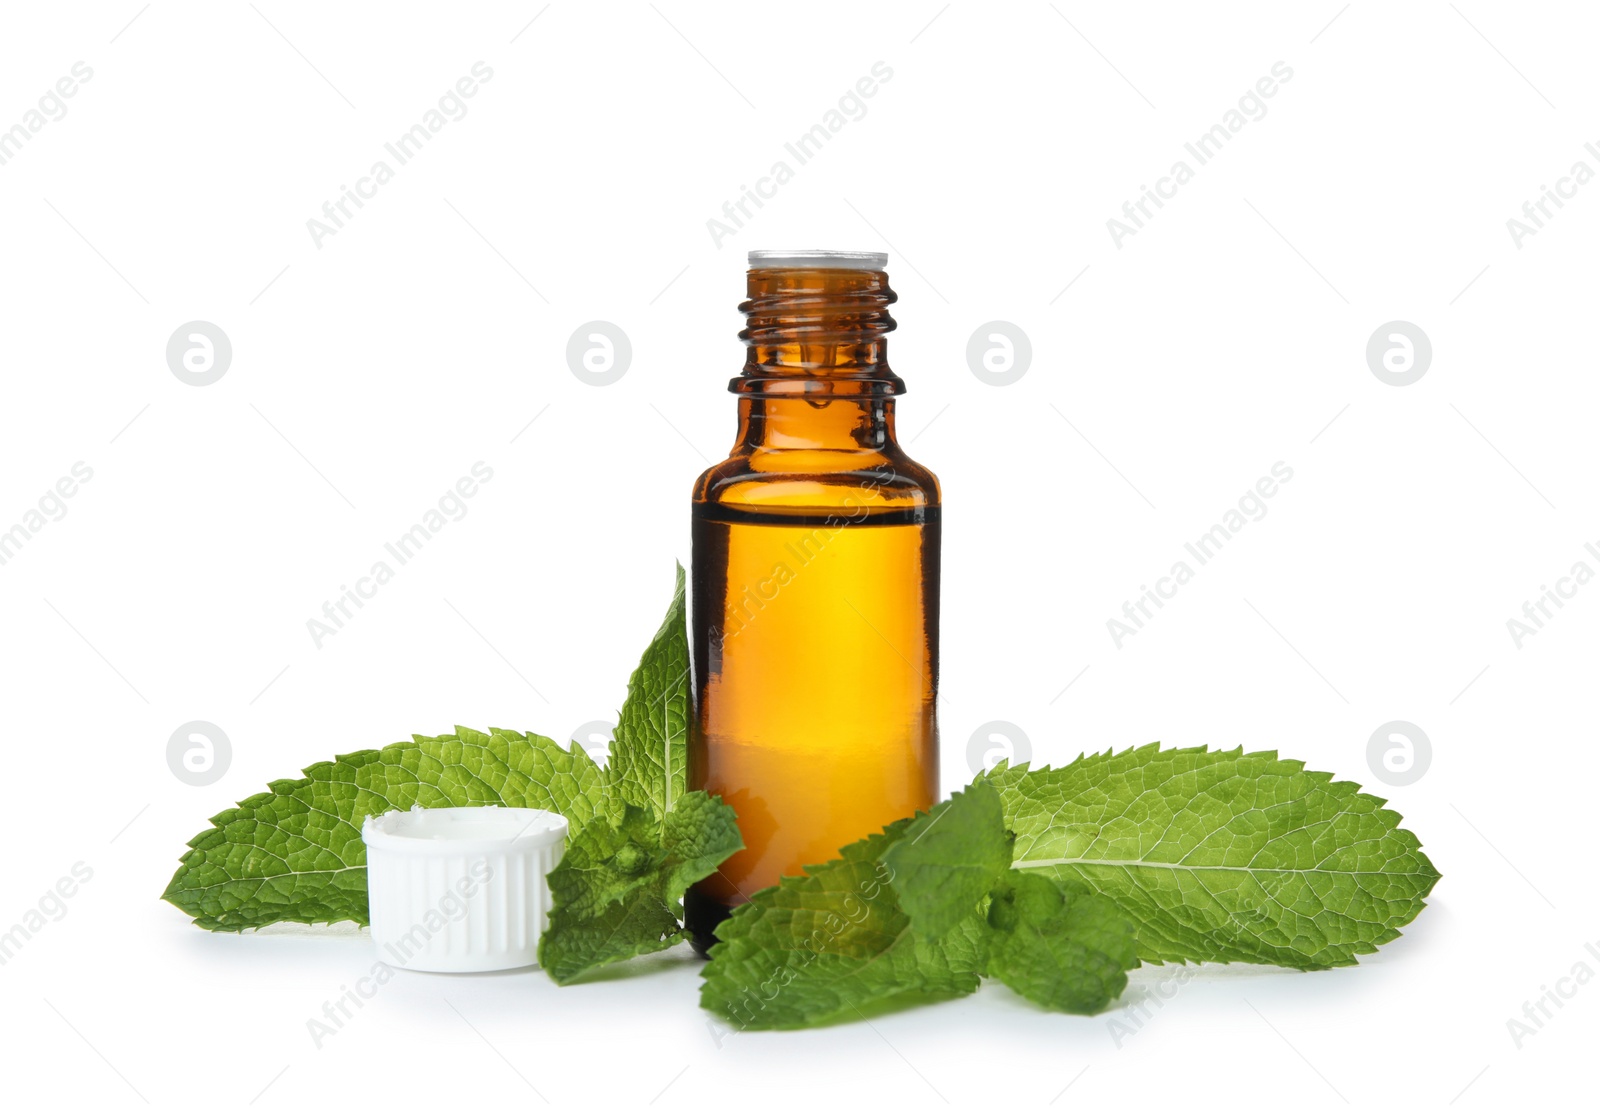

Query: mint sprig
<box><xmin>701</xmin><ymin>752</ymin><xmax>1440</xmax><ymax>1028</ymax></box>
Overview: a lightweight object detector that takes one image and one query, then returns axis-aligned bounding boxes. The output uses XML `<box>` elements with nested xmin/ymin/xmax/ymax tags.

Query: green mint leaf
<box><xmin>604</xmin><ymin>562</ymin><xmax>689</xmax><ymax>820</ymax></box>
<box><xmin>546</xmin><ymin>804</ymin><xmax>667</xmax><ymax>914</ymax></box>
<box><xmin>162</xmin><ymin>726</ymin><xmax>605</xmax><ymax>931</ymax></box>
<box><xmin>539</xmin><ymin>790</ymin><xmax>740</xmax><ymax>984</ymax></box>
<box><xmin>882</xmin><ymin>782</ymin><xmax>1012</xmax><ymax>937</ymax></box>
<box><xmin>988</xmin><ymin>744</ymin><xmax>1442</xmax><ymax>968</ymax></box>
<box><xmin>659</xmin><ymin>790</ymin><xmax>745</xmax><ymax>907</ymax></box>
<box><xmin>540</xmin><ymin>889</ymin><xmax>682</xmax><ymax>985</ymax></box>
<box><xmin>700</xmin><ymin>813</ymin><xmax>987</xmax><ymax>1030</ymax></box>
<box><xmin>538</xmin><ymin>804</ymin><xmax>677</xmax><ymax>982</ymax></box>
<box><xmin>983</xmin><ymin>871</ymin><xmax>1137</xmax><ymax>1014</ymax></box>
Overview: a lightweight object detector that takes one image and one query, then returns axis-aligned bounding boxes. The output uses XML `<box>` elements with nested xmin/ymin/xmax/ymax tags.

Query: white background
<box><xmin>1</xmin><ymin>1</ymin><xmax>1594</xmax><ymax>1104</ymax></box>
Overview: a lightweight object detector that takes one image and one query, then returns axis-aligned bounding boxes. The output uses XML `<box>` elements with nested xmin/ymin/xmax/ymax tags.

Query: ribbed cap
<box><xmin>362</xmin><ymin>805</ymin><xmax>567</xmax><ymax>973</ymax></box>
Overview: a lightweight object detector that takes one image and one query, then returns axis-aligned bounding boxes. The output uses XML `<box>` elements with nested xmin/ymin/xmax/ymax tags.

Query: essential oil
<box><xmin>685</xmin><ymin>250</ymin><xmax>940</xmax><ymax>951</ymax></box>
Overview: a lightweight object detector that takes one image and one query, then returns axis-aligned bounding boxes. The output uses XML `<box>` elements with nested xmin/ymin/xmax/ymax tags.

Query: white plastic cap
<box><xmin>748</xmin><ymin>249</ymin><xmax>888</xmax><ymax>270</ymax></box>
<box><xmin>362</xmin><ymin>805</ymin><xmax>568</xmax><ymax>973</ymax></box>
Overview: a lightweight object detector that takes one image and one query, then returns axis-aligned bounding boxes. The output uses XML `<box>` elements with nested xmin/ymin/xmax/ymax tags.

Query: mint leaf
<box><xmin>882</xmin><ymin>782</ymin><xmax>1012</xmax><ymax>937</ymax></box>
<box><xmin>538</xmin><ymin>804</ymin><xmax>677</xmax><ymax>982</ymax></box>
<box><xmin>700</xmin><ymin>812</ymin><xmax>987</xmax><ymax>1031</ymax></box>
<box><xmin>539</xmin><ymin>790</ymin><xmax>740</xmax><ymax>984</ymax></box>
<box><xmin>544</xmin><ymin>804</ymin><xmax>667</xmax><ymax>917</ymax></box>
<box><xmin>702</xmin><ymin>789</ymin><xmax>1142</xmax><ymax>1028</ymax></box>
<box><xmin>988</xmin><ymin>744</ymin><xmax>1442</xmax><ymax>968</ymax></box>
<box><xmin>660</xmin><ymin>791</ymin><xmax>745</xmax><ymax>906</ymax></box>
<box><xmin>162</xmin><ymin>727</ymin><xmax>605</xmax><ymax>931</ymax></box>
<box><xmin>984</xmin><ymin>871</ymin><xmax>1137</xmax><ymax>1013</ymax></box>
<box><xmin>604</xmin><ymin>563</ymin><xmax>689</xmax><ymax>820</ymax></box>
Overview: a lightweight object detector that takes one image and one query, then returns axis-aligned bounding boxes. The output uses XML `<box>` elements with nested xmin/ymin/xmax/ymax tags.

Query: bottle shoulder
<box><xmin>693</xmin><ymin>448</ymin><xmax>940</xmax><ymax>512</ymax></box>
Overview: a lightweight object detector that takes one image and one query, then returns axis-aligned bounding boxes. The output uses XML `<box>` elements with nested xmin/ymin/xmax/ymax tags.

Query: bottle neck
<box><xmin>746</xmin><ymin>336</ymin><xmax>890</xmax><ymax>373</ymax></box>
<box><xmin>732</xmin><ymin>265</ymin><xmax>904</xmax><ymax>398</ymax></box>
<box><xmin>733</xmin><ymin>396</ymin><xmax>897</xmax><ymax>452</ymax></box>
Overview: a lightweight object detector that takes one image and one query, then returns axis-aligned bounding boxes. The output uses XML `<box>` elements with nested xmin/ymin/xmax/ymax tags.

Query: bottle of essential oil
<box><xmin>685</xmin><ymin>249</ymin><xmax>940</xmax><ymax>951</ymax></box>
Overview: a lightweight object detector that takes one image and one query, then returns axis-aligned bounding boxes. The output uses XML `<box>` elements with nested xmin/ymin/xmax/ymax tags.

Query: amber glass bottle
<box><xmin>685</xmin><ymin>249</ymin><xmax>940</xmax><ymax>952</ymax></box>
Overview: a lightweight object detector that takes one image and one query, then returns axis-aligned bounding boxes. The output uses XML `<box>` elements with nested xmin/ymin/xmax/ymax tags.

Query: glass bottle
<box><xmin>685</xmin><ymin>249</ymin><xmax>940</xmax><ymax>951</ymax></box>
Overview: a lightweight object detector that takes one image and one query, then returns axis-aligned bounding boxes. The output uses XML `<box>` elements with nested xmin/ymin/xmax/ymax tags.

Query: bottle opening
<box><xmin>737</xmin><ymin>254</ymin><xmax>901</xmax><ymax>390</ymax></box>
<box><xmin>748</xmin><ymin>249</ymin><xmax>888</xmax><ymax>271</ymax></box>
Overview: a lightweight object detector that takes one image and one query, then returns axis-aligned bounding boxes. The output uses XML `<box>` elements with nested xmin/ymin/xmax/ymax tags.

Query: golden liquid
<box><xmin>690</xmin><ymin>502</ymin><xmax>939</xmax><ymax>908</ymax></box>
